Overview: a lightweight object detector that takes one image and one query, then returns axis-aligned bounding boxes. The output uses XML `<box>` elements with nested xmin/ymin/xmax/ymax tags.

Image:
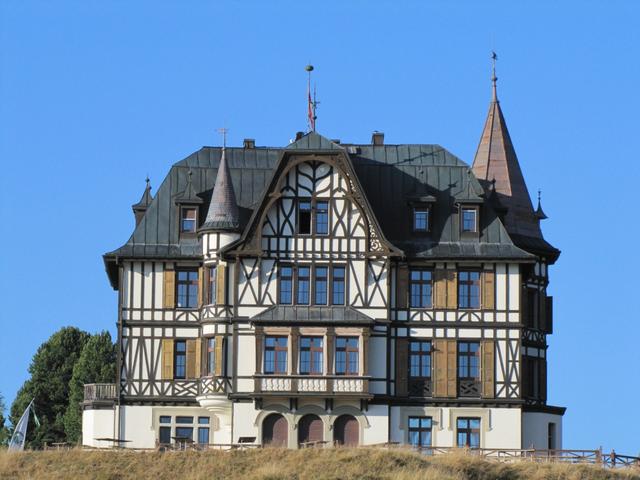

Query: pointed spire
<box><xmin>175</xmin><ymin>169</ymin><xmax>203</xmax><ymax>204</ymax></box>
<box><xmin>200</xmin><ymin>147</ymin><xmax>240</xmax><ymax>232</ymax></box>
<box><xmin>535</xmin><ymin>189</ymin><xmax>548</xmax><ymax>220</ymax></box>
<box><xmin>132</xmin><ymin>177</ymin><xmax>153</xmax><ymax>226</ymax></box>
<box><xmin>471</xmin><ymin>52</ymin><xmax>542</xmax><ymax>239</ymax></box>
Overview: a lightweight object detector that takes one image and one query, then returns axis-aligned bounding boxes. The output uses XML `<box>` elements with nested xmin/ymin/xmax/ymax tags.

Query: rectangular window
<box><xmin>180</xmin><ymin>207</ymin><xmax>197</xmax><ymax>233</ymax></box>
<box><xmin>297</xmin><ymin>266</ymin><xmax>310</xmax><ymax>304</ymax></box>
<box><xmin>159</xmin><ymin>416</ymin><xmax>171</xmax><ymax>424</ymax></box>
<box><xmin>198</xmin><ymin>417</ymin><xmax>209</xmax><ymax>425</ymax></box>
<box><xmin>279</xmin><ymin>266</ymin><xmax>293</xmax><ymax>304</ymax></box>
<box><xmin>298</xmin><ymin>200</ymin><xmax>312</xmax><ymax>234</ymax></box>
<box><xmin>456</xmin><ymin>418</ymin><xmax>481</xmax><ymax>448</ymax></box>
<box><xmin>159</xmin><ymin>426</ymin><xmax>171</xmax><ymax>444</ymax></box>
<box><xmin>176</xmin><ymin>269</ymin><xmax>199</xmax><ymax>309</ymax></box>
<box><xmin>335</xmin><ymin>337</ymin><xmax>359</xmax><ymax>375</ymax></box>
<box><xmin>175</xmin><ymin>426</ymin><xmax>193</xmax><ymax>443</ymax></box>
<box><xmin>408</xmin><ymin>417</ymin><xmax>432</xmax><ymax>447</ymax></box>
<box><xmin>207</xmin><ymin>338</ymin><xmax>216</xmax><ymax>375</ymax></box>
<box><xmin>461</xmin><ymin>208</ymin><xmax>477</xmax><ymax>233</ymax></box>
<box><xmin>413</xmin><ymin>209</ymin><xmax>429</xmax><ymax>232</ymax></box>
<box><xmin>409</xmin><ymin>341</ymin><xmax>431</xmax><ymax>378</ymax></box>
<box><xmin>174</xmin><ymin>340</ymin><xmax>187</xmax><ymax>379</ymax></box>
<box><xmin>332</xmin><ymin>266</ymin><xmax>346</xmax><ymax>305</ymax></box>
<box><xmin>175</xmin><ymin>416</ymin><xmax>194</xmax><ymax>424</ymax></box>
<box><xmin>314</xmin><ymin>266</ymin><xmax>328</xmax><ymax>305</ymax></box>
<box><xmin>207</xmin><ymin>266</ymin><xmax>217</xmax><ymax>305</ymax></box>
<box><xmin>198</xmin><ymin>427</ymin><xmax>210</xmax><ymax>445</ymax></box>
<box><xmin>410</xmin><ymin>270</ymin><xmax>432</xmax><ymax>308</ymax></box>
<box><xmin>458</xmin><ymin>342</ymin><xmax>480</xmax><ymax>380</ymax></box>
<box><xmin>458</xmin><ymin>271</ymin><xmax>481</xmax><ymax>309</ymax></box>
<box><xmin>264</xmin><ymin>336</ymin><xmax>288</xmax><ymax>374</ymax></box>
<box><xmin>299</xmin><ymin>336</ymin><xmax>323</xmax><ymax>375</ymax></box>
<box><xmin>315</xmin><ymin>201</ymin><xmax>329</xmax><ymax>235</ymax></box>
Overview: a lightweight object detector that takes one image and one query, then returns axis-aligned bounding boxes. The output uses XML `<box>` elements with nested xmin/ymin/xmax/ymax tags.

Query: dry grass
<box><xmin>0</xmin><ymin>447</ymin><xmax>639</xmax><ymax>480</ymax></box>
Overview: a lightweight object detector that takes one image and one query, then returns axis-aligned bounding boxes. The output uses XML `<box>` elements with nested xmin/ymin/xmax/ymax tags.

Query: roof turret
<box><xmin>200</xmin><ymin>148</ymin><xmax>240</xmax><ymax>232</ymax></box>
<box><xmin>132</xmin><ymin>177</ymin><xmax>153</xmax><ymax>226</ymax></box>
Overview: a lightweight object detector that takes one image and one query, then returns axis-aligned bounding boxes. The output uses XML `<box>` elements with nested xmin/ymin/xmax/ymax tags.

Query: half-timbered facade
<box><xmin>83</xmin><ymin>82</ymin><xmax>564</xmax><ymax>450</ymax></box>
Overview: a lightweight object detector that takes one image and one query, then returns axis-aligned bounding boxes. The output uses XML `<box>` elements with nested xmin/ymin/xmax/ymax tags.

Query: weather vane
<box><xmin>217</xmin><ymin>127</ymin><xmax>229</xmax><ymax>148</ymax></box>
<box><xmin>491</xmin><ymin>51</ymin><xmax>498</xmax><ymax>100</ymax></box>
<box><xmin>305</xmin><ymin>64</ymin><xmax>319</xmax><ymax>132</ymax></box>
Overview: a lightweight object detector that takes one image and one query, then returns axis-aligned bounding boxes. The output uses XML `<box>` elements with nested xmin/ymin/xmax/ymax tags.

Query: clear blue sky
<box><xmin>1</xmin><ymin>0</ymin><xmax>638</xmax><ymax>453</ymax></box>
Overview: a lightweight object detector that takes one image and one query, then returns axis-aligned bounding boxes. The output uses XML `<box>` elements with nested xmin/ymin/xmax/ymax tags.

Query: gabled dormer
<box><xmin>175</xmin><ymin>170</ymin><xmax>203</xmax><ymax>238</ymax></box>
<box><xmin>131</xmin><ymin>177</ymin><xmax>153</xmax><ymax>226</ymax></box>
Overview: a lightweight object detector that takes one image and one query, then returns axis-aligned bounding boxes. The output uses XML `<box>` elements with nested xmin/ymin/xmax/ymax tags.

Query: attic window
<box><xmin>298</xmin><ymin>201</ymin><xmax>312</xmax><ymax>235</ymax></box>
<box><xmin>181</xmin><ymin>207</ymin><xmax>197</xmax><ymax>233</ymax></box>
<box><xmin>461</xmin><ymin>208</ymin><xmax>478</xmax><ymax>233</ymax></box>
<box><xmin>413</xmin><ymin>208</ymin><xmax>429</xmax><ymax>232</ymax></box>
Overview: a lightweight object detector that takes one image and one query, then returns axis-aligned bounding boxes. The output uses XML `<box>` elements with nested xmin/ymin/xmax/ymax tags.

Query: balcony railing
<box><xmin>254</xmin><ymin>375</ymin><xmax>370</xmax><ymax>395</ymax></box>
<box><xmin>84</xmin><ymin>383</ymin><xmax>117</xmax><ymax>402</ymax></box>
<box><xmin>198</xmin><ymin>376</ymin><xmax>232</xmax><ymax>396</ymax></box>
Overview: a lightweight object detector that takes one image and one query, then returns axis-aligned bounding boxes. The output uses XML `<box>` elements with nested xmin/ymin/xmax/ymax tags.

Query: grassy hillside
<box><xmin>1</xmin><ymin>448</ymin><xmax>639</xmax><ymax>480</ymax></box>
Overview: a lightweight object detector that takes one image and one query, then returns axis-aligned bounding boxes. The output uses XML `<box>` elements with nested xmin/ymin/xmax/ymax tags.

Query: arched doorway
<box><xmin>298</xmin><ymin>414</ymin><xmax>323</xmax><ymax>446</ymax></box>
<box><xmin>262</xmin><ymin>413</ymin><xmax>288</xmax><ymax>447</ymax></box>
<box><xmin>333</xmin><ymin>414</ymin><xmax>359</xmax><ymax>446</ymax></box>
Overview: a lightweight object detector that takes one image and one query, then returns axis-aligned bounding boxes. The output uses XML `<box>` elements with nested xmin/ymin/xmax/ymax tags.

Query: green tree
<box><xmin>10</xmin><ymin>327</ymin><xmax>90</xmax><ymax>448</ymax></box>
<box><xmin>63</xmin><ymin>331</ymin><xmax>116</xmax><ymax>444</ymax></box>
<box><xmin>0</xmin><ymin>392</ymin><xmax>9</xmax><ymax>445</ymax></box>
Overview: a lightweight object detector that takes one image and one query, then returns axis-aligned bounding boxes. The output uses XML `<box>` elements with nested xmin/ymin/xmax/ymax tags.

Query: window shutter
<box><xmin>434</xmin><ymin>270</ymin><xmax>447</xmax><ymax>309</ymax></box>
<box><xmin>540</xmin><ymin>358</ymin><xmax>548</xmax><ymax>401</ymax></box>
<box><xmin>186</xmin><ymin>339</ymin><xmax>196</xmax><ymax>378</ymax></box>
<box><xmin>445</xmin><ymin>339</ymin><xmax>457</xmax><ymax>398</ymax></box>
<box><xmin>255</xmin><ymin>329</ymin><xmax>264</xmax><ymax>375</ymax></box>
<box><xmin>163</xmin><ymin>268</ymin><xmax>175</xmax><ymax>309</ymax></box>
<box><xmin>481</xmin><ymin>340</ymin><xmax>495</xmax><ymax>398</ymax></box>
<box><xmin>216</xmin><ymin>264</ymin><xmax>226</xmax><ymax>305</ymax></box>
<box><xmin>482</xmin><ymin>270</ymin><xmax>495</xmax><ymax>310</ymax></box>
<box><xmin>162</xmin><ymin>339</ymin><xmax>174</xmax><ymax>380</ymax></box>
<box><xmin>544</xmin><ymin>296</ymin><xmax>553</xmax><ymax>334</ymax></box>
<box><xmin>433</xmin><ymin>340</ymin><xmax>446</xmax><ymax>397</ymax></box>
<box><xmin>397</xmin><ymin>264</ymin><xmax>409</xmax><ymax>309</ymax></box>
<box><xmin>521</xmin><ymin>356</ymin><xmax>531</xmax><ymax>398</ymax></box>
<box><xmin>395</xmin><ymin>338</ymin><xmax>408</xmax><ymax>396</ymax></box>
<box><xmin>214</xmin><ymin>335</ymin><xmax>224</xmax><ymax>376</ymax></box>
<box><xmin>521</xmin><ymin>286</ymin><xmax>529</xmax><ymax>327</ymax></box>
<box><xmin>198</xmin><ymin>266</ymin><xmax>204</xmax><ymax>307</ymax></box>
<box><xmin>445</xmin><ymin>271</ymin><xmax>457</xmax><ymax>309</ymax></box>
<box><xmin>195</xmin><ymin>338</ymin><xmax>202</xmax><ymax>378</ymax></box>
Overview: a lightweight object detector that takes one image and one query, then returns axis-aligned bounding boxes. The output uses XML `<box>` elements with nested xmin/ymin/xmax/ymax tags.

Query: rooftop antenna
<box><xmin>491</xmin><ymin>51</ymin><xmax>498</xmax><ymax>102</ymax></box>
<box><xmin>217</xmin><ymin>127</ymin><xmax>229</xmax><ymax>148</ymax></box>
<box><xmin>305</xmin><ymin>64</ymin><xmax>319</xmax><ymax>132</ymax></box>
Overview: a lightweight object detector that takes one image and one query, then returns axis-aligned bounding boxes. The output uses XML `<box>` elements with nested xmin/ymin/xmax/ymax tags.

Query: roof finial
<box><xmin>305</xmin><ymin>64</ymin><xmax>319</xmax><ymax>132</ymax></box>
<box><xmin>535</xmin><ymin>188</ymin><xmax>548</xmax><ymax>220</ymax></box>
<box><xmin>217</xmin><ymin>127</ymin><xmax>229</xmax><ymax>148</ymax></box>
<box><xmin>491</xmin><ymin>51</ymin><xmax>498</xmax><ymax>102</ymax></box>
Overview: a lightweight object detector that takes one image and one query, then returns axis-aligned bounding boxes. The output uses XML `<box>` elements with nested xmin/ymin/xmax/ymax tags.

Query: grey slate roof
<box><xmin>250</xmin><ymin>305</ymin><xmax>378</xmax><ymax>324</ymax></box>
<box><xmin>105</xmin><ymin>132</ymin><xmax>538</xmax><ymax>287</ymax></box>
<box><xmin>200</xmin><ymin>148</ymin><xmax>240</xmax><ymax>232</ymax></box>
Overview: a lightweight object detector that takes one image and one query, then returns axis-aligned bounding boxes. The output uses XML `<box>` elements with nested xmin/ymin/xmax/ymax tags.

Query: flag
<box><xmin>307</xmin><ymin>85</ymin><xmax>315</xmax><ymax>132</ymax></box>
<box><xmin>8</xmin><ymin>400</ymin><xmax>32</xmax><ymax>452</ymax></box>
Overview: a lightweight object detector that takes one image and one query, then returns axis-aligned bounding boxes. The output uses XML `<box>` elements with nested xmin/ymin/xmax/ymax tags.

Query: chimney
<box><xmin>243</xmin><ymin>138</ymin><xmax>255</xmax><ymax>149</ymax></box>
<box><xmin>295</xmin><ymin>131</ymin><xmax>305</xmax><ymax>140</ymax></box>
<box><xmin>372</xmin><ymin>131</ymin><xmax>384</xmax><ymax>145</ymax></box>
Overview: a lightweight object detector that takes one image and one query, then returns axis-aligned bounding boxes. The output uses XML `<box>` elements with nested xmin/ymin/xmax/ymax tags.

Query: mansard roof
<box><xmin>104</xmin><ymin>132</ymin><xmax>536</xmax><ymax>287</ymax></box>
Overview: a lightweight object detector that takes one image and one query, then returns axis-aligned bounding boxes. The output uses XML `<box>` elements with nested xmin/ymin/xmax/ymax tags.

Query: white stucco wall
<box><xmin>522</xmin><ymin>411</ymin><xmax>563</xmax><ymax>449</ymax></box>
<box><xmin>82</xmin><ymin>408</ymin><xmax>116</xmax><ymax>448</ymax></box>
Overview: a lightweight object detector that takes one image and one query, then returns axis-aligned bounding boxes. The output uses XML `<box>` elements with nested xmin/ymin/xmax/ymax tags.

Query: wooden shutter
<box><xmin>545</xmin><ymin>296</ymin><xmax>553</xmax><ymax>334</ymax></box>
<box><xmin>521</xmin><ymin>286</ymin><xmax>529</xmax><ymax>327</ymax></box>
<box><xmin>214</xmin><ymin>335</ymin><xmax>224</xmax><ymax>376</ymax></box>
<box><xmin>482</xmin><ymin>270</ymin><xmax>495</xmax><ymax>310</ymax></box>
<box><xmin>397</xmin><ymin>264</ymin><xmax>409</xmax><ymax>308</ymax></box>
<box><xmin>521</xmin><ymin>356</ymin><xmax>531</xmax><ymax>398</ymax></box>
<box><xmin>186</xmin><ymin>339</ymin><xmax>196</xmax><ymax>378</ymax></box>
<box><xmin>198</xmin><ymin>266</ymin><xmax>205</xmax><ymax>307</ymax></box>
<box><xmin>481</xmin><ymin>340</ymin><xmax>495</xmax><ymax>398</ymax></box>
<box><xmin>162</xmin><ymin>339</ymin><xmax>174</xmax><ymax>379</ymax></box>
<box><xmin>445</xmin><ymin>271</ymin><xmax>457</xmax><ymax>309</ymax></box>
<box><xmin>433</xmin><ymin>339</ymin><xmax>446</xmax><ymax>397</ymax></box>
<box><xmin>445</xmin><ymin>340</ymin><xmax>457</xmax><ymax>398</ymax></box>
<box><xmin>163</xmin><ymin>268</ymin><xmax>175</xmax><ymax>309</ymax></box>
<box><xmin>195</xmin><ymin>338</ymin><xmax>202</xmax><ymax>378</ymax></box>
<box><xmin>216</xmin><ymin>264</ymin><xmax>226</xmax><ymax>305</ymax></box>
<box><xmin>395</xmin><ymin>338</ymin><xmax>408</xmax><ymax>396</ymax></box>
<box><xmin>434</xmin><ymin>270</ymin><xmax>447</xmax><ymax>309</ymax></box>
<box><xmin>255</xmin><ymin>329</ymin><xmax>264</xmax><ymax>375</ymax></box>
<box><xmin>540</xmin><ymin>358</ymin><xmax>548</xmax><ymax>402</ymax></box>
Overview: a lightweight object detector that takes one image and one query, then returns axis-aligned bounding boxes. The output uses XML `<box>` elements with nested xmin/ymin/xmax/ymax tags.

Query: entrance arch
<box><xmin>333</xmin><ymin>414</ymin><xmax>359</xmax><ymax>446</ymax></box>
<box><xmin>298</xmin><ymin>414</ymin><xmax>323</xmax><ymax>445</ymax></box>
<box><xmin>262</xmin><ymin>413</ymin><xmax>288</xmax><ymax>447</ymax></box>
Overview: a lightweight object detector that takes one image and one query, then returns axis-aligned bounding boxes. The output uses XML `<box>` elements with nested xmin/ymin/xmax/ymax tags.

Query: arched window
<box><xmin>333</xmin><ymin>414</ymin><xmax>359</xmax><ymax>446</ymax></box>
<box><xmin>262</xmin><ymin>413</ymin><xmax>288</xmax><ymax>447</ymax></box>
<box><xmin>298</xmin><ymin>414</ymin><xmax>323</xmax><ymax>446</ymax></box>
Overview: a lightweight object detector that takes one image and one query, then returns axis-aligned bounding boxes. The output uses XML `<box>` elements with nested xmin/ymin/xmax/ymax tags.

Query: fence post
<box><xmin>611</xmin><ymin>449</ymin><xmax>616</xmax><ymax>468</ymax></box>
<box><xmin>596</xmin><ymin>446</ymin><xmax>602</xmax><ymax>466</ymax></box>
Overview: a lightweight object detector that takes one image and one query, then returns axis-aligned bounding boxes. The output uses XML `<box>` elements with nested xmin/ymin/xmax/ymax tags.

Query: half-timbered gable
<box><xmin>89</xmin><ymin>84</ymin><xmax>564</xmax><ymax>451</ymax></box>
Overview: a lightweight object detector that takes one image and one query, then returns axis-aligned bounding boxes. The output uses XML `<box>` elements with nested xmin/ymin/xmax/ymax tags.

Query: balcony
<box><xmin>83</xmin><ymin>383</ymin><xmax>117</xmax><ymax>408</ymax></box>
<box><xmin>198</xmin><ymin>376</ymin><xmax>231</xmax><ymax>396</ymax></box>
<box><xmin>253</xmin><ymin>375</ymin><xmax>371</xmax><ymax>397</ymax></box>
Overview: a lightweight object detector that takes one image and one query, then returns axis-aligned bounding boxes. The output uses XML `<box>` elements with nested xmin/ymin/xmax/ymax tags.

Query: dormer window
<box><xmin>461</xmin><ymin>207</ymin><xmax>478</xmax><ymax>233</ymax></box>
<box><xmin>297</xmin><ymin>199</ymin><xmax>330</xmax><ymax>236</ymax></box>
<box><xmin>413</xmin><ymin>208</ymin><xmax>429</xmax><ymax>232</ymax></box>
<box><xmin>180</xmin><ymin>207</ymin><xmax>197</xmax><ymax>233</ymax></box>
